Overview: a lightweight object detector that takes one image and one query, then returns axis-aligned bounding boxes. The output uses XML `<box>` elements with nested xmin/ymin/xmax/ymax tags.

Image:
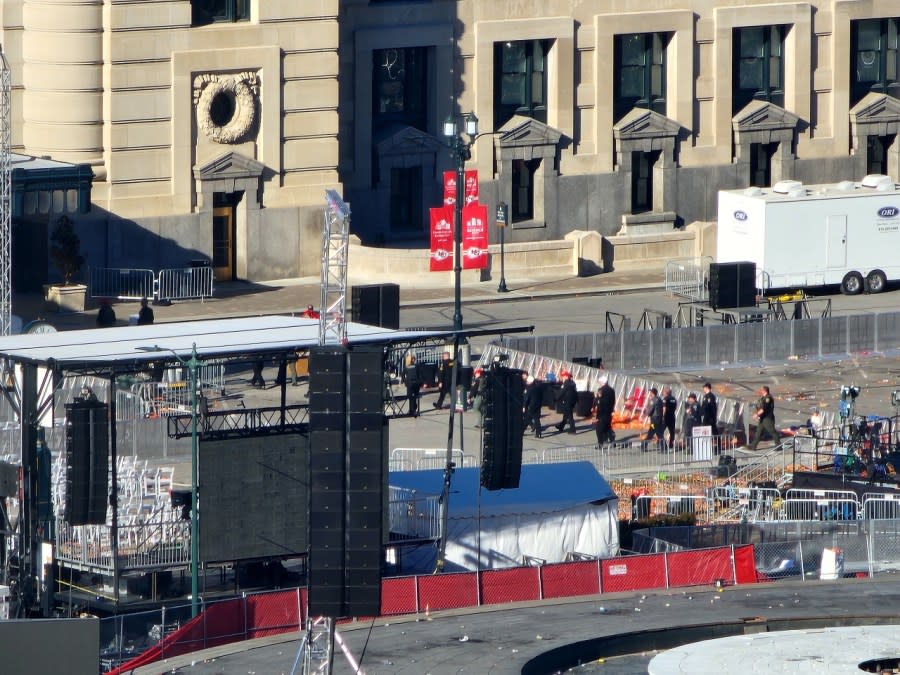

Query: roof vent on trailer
<box><xmin>772</xmin><ymin>180</ymin><xmax>803</xmax><ymax>194</ymax></box>
<box><xmin>743</xmin><ymin>187</ymin><xmax>763</xmax><ymax>197</ymax></box>
<box><xmin>861</xmin><ymin>174</ymin><xmax>894</xmax><ymax>190</ymax></box>
<box><xmin>836</xmin><ymin>180</ymin><xmax>855</xmax><ymax>191</ymax></box>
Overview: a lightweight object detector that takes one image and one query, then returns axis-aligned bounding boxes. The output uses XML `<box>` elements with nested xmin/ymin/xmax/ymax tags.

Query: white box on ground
<box><xmin>820</xmin><ymin>547</ymin><xmax>844</xmax><ymax>580</ymax></box>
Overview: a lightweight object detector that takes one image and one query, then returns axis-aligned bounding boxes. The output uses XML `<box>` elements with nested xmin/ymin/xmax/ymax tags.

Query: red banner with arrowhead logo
<box><xmin>443</xmin><ymin>170</ymin><xmax>478</xmax><ymax>207</ymax></box>
<box><xmin>462</xmin><ymin>204</ymin><xmax>489</xmax><ymax>270</ymax></box>
<box><xmin>429</xmin><ymin>206</ymin><xmax>454</xmax><ymax>272</ymax></box>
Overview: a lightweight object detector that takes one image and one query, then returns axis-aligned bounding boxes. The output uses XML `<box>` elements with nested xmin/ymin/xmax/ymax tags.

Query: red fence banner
<box><xmin>443</xmin><ymin>169</ymin><xmax>478</xmax><ymax>206</ymax></box>
<box><xmin>381</xmin><ymin>576</ymin><xmax>418</xmax><ymax>616</ymax></box>
<box><xmin>429</xmin><ymin>206</ymin><xmax>454</xmax><ymax>272</ymax></box>
<box><xmin>601</xmin><ymin>553</ymin><xmax>667</xmax><ymax>593</ymax></box>
<box><xmin>417</xmin><ymin>572</ymin><xmax>478</xmax><ymax>612</ymax></box>
<box><xmin>480</xmin><ymin>567</ymin><xmax>540</xmax><ymax>605</ymax></box>
<box><xmin>246</xmin><ymin>589</ymin><xmax>301</xmax><ymax>639</ymax></box>
<box><xmin>733</xmin><ymin>544</ymin><xmax>762</xmax><ymax>584</ymax></box>
<box><xmin>666</xmin><ymin>548</ymin><xmax>734</xmax><ymax>588</ymax></box>
<box><xmin>461</xmin><ymin>203</ymin><xmax>488</xmax><ymax>270</ymax></box>
<box><xmin>541</xmin><ymin>560</ymin><xmax>600</xmax><ymax>599</ymax></box>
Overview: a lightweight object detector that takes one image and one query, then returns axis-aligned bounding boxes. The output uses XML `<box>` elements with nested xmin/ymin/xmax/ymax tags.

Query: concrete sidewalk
<box><xmin>14</xmin><ymin>265</ymin><xmax>665</xmax><ymax>332</ymax></box>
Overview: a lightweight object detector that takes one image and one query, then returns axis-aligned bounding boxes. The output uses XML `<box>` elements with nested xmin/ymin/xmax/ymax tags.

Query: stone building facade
<box><xmin>2</xmin><ymin>1</ymin><xmax>900</xmax><ymax>282</ymax></box>
<box><xmin>344</xmin><ymin>0</ymin><xmax>900</xmax><ymax>249</ymax></box>
<box><xmin>1</xmin><ymin>0</ymin><xmax>339</xmax><ymax>285</ymax></box>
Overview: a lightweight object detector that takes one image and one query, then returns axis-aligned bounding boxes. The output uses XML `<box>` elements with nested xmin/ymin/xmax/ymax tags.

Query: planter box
<box><xmin>44</xmin><ymin>284</ymin><xmax>87</xmax><ymax>313</ymax></box>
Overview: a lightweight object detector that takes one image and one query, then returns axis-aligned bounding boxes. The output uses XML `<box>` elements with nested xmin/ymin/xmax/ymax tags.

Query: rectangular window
<box><xmin>614</xmin><ymin>33</ymin><xmax>668</xmax><ymax>121</ymax></box>
<box><xmin>511</xmin><ymin>159</ymin><xmax>539</xmax><ymax>223</ymax></box>
<box><xmin>749</xmin><ymin>142</ymin><xmax>776</xmax><ymax>187</ymax></box>
<box><xmin>192</xmin><ymin>0</ymin><xmax>249</xmax><ymax>26</ymax></box>
<box><xmin>389</xmin><ymin>167</ymin><xmax>423</xmax><ymax>232</ymax></box>
<box><xmin>494</xmin><ymin>40</ymin><xmax>549</xmax><ymax>127</ymax></box>
<box><xmin>733</xmin><ymin>25</ymin><xmax>785</xmax><ymax>113</ymax></box>
<box><xmin>851</xmin><ymin>18</ymin><xmax>900</xmax><ymax>105</ymax></box>
<box><xmin>373</xmin><ymin>47</ymin><xmax>428</xmax><ymax>133</ymax></box>
<box><xmin>630</xmin><ymin>151</ymin><xmax>657</xmax><ymax>214</ymax></box>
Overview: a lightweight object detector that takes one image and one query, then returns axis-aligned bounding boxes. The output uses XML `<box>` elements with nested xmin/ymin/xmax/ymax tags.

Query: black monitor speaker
<box><xmin>350</xmin><ymin>283</ymin><xmax>400</xmax><ymax>329</ymax></box>
<box><xmin>64</xmin><ymin>400</ymin><xmax>109</xmax><ymax>526</ymax></box>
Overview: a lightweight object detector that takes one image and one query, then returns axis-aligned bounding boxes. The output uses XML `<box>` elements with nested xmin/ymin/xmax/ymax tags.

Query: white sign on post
<box><xmin>693</xmin><ymin>425</ymin><xmax>713</xmax><ymax>460</ymax></box>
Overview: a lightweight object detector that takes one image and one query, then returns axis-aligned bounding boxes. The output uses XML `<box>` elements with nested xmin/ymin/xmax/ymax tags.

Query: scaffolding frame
<box><xmin>319</xmin><ymin>190</ymin><xmax>350</xmax><ymax>346</ymax></box>
<box><xmin>0</xmin><ymin>49</ymin><xmax>11</xmax><ymax>337</ymax></box>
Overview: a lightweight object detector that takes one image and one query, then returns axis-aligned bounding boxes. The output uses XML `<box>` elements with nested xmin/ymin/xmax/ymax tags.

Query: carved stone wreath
<box><xmin>194</xmin><ymin>72</ymin><xmax>259</xmax><ymax>144</ymax></box>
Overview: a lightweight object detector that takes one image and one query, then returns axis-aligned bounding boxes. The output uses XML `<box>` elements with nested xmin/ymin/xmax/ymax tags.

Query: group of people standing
<box><xmin>640</xmin><ymin>382</ymin><xmax>719</xmax><ymax>452</ymax></box>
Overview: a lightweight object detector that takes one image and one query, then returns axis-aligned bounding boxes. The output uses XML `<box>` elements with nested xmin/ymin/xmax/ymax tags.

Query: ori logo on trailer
<box><xmin>733</xmin><ymin>210</ymin><xmax>748</xmax><ymax>222</ymax></box>
<box><xmin>877</xmin><ymin>206</ymin><xmax>899</xmax><ymax>218</ymax></box>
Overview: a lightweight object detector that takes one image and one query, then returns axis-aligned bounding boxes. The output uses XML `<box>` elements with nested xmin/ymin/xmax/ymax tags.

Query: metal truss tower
<box><xmin>319</xmin><ymin>189</ymin><xmax>351</xmax><ymax>346</ymax></box>
<box><xmin>0</xmin><ymin>49</ymin><xmax>11</xmax><ymax>336</ymax></box>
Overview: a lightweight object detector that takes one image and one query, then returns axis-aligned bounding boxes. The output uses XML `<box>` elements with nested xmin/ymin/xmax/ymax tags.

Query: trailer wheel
<box><xmin>865</xmin><ymin>269</ymin><xmax>888</xmax><ymax>294</ymax></box>
<box><xmin>840</xmin><ymin>271</ymin><xmax>864</xmax><ymax>295</ymax></box>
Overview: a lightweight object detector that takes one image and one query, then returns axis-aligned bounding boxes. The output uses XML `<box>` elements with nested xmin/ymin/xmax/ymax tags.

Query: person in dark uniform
<box><xmin>642</xmin><ymin>387</ymin><xmax>666</xmax><ymax>452</ymax></box>
<box><xmin>433</xmin><ymin>351</ymin><xmax>454</xmax><ymax>409</ymax></box>
<box><xmin>404</xmin><ymin>356</ymin><xmax>421</xmax><ymax>418</ymax></box>
<box><xmin>523</xmin><ymin>375</ymin><xmax>544</xmax><ymax>438</ymax></box>
<box><xmin>250</xmin><ymin>359</ymin><xmax>265</xmax><ymax>388</ymax></box>
<box><xmin>700</xmin><ymin>382</ymin><xmax>719</xmax><ymax>435</ymax></box>
<box><xmin>96</xmin><ymin>299</ymin><xmax>116</xmax><ymax>327</ymax></box>
<box><xmin>682</xmin><ymin>392</ymin><xmax>701</xmax><ymax>447</ymax></box>
<box><xmin>554</xmin><ymin>371</ymin><xmax>578</xmax><ymax>434</ymax></box>
<box><xmin>137</xmin><ymin>297</ymin><xmax>154</xmax><ymax>325</ymax></box>
<box><xmin>750</xmin><ymin>385</ymin><xmax>778</xmax><ymax>450</ymax></box>
<box><xmin>661</xmin><ymin>385</ymin><xmax>678</xmax><ymax>448</ymax></box>
<box><xmin>594</xmin><ymin>376</ymin><xmax>616</xmax><ymax>445</ymax></box>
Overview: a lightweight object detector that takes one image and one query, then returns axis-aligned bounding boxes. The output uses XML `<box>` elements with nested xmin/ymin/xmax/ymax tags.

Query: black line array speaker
<box><xmin>350</xmin><ymin>283</ymin><xmax>400</xmax><ymax>329</ymax></box>
<box><xmin>308</xmin><ymin>346</ymin><xmax>385</xmax><ymax>618</ymax></box>
<box><xmin>64</xmin><ymin>400</ymin><xmax>109</xmax><ymax>526</ymax></box>
<box><xmin>709</xmin><ymin>261</ymin><xmax>756</xmax><ymax>310</ymax></box>
<box><xmin>480</xmin><ymin>366</ymin><xmax>525</xmax><ymax>491</ymax></box>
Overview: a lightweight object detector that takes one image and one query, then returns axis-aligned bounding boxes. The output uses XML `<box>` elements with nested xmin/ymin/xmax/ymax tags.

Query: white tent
<box><xmin>390</xmin><ymin>461</ymin><xmax>619</xmax><ymax>572</ymax></box>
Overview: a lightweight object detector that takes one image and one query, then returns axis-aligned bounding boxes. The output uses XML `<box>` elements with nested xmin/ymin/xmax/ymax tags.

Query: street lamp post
<box><xmin>136</xmin><ymin>343</ymin><xmax>204</xmax><ymax>617</ymax></box>
<box><xmin>443</xmin><ymin>112</ymin><xmax>479</xmax><ymax>333</ymax></box>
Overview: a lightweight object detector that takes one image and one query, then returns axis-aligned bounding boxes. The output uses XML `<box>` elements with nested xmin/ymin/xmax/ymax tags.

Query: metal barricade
<box><xmin>631</xmin><ymin>494</ymin><xmax>711</xmax><ymax>521</ymax></box>
<box><xmin>388</xmin><ymin>487</ymin><xmax>441</xmax><ymax>539</ymax></box>
<box><xmin>89</xmin><ymin>267</ymin><xmax>155</xmax><ymax>300</ymax></box>
<box><xmin>389</xmin><ymin>447</ymin><xmax>471</xmax><ymax>472</ymax></box>
<box><xmin>665</xmin><ymin>256</ymin><xmax>712</xmax><ymax>302</ymax></box>
<box><xmin>781</xmin><ymin>497</ymin><xmax>859</xmax><ymax>521</ymax></box>
<box><xmin>862</xmin><ymin>495</ymin><xmax>900</xmax><ymax>520</ymax></box>
<box><xmin>157</xmin><ymin>265</ymin><xmax>214</xmax><ymax>302</ymax></box>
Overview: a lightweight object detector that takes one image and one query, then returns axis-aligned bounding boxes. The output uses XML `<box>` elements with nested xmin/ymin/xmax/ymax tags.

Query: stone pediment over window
<box><xmin>732</xmin><ymin>100</ymin><xmax>800</xmax><ymax>144</ymax></box>
<box><xmin>613</xmin><ymin>108</ymin><xmax>680</xmax><ymax>142</ymax></box>
<box><xmin>193</xmin><ymin>151</ymin><xmax>264</xmax><ymax>181</ymax></box>
<box><xmin>375</xmin><ymin>125</ymin><xmax>444</xmax><ymax>159</ymax></box>
<box><xmin>849</xmin><ymin>93</ymin><xmax>900</xmax><ymax>152</ymax></box>
<box><xmin>495</xmin><ymin>115</ymin><xmax>563</xmax><ymax>160</ymax></box>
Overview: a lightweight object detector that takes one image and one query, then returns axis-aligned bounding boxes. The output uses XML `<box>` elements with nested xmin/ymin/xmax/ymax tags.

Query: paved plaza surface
<box><xmin>143</xmin><ymin>578</ymin><xmax>900</xmax><ymax>674</ymax></box>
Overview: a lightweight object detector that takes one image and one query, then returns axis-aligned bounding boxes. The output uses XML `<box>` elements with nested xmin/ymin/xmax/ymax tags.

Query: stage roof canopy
<box><xmin>0</xmin><ymin>315</ymin><xmax>451</xmax><ymax>372</ymax></box>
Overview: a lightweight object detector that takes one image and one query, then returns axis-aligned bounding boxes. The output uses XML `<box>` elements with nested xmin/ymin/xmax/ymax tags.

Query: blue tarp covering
<box><xmin>389</xmin><ymin>461</ymin><xmax>616</xmax><ymax>518</ymax></box>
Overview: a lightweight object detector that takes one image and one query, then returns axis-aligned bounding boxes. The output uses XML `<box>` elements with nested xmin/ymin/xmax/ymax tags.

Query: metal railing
<box><xmin>389</xmin><ymin>448</ymin><xmax>474</xmax><ymax>472</ymax></box>
<box><xmin>90</xmin><ymin>267</ymin><xmax>155</xmax><ymax>300</ymax></box>
<box><xmin>665</xmin><ymin>256</ymin><xmax>712</xmax><ymax>302</ymax></box>
<box><xmin>388</xmin><ymin>487</ymin><xmax>441</xmax><ymax>539</ymax></box>
<box><xmin>89</xmin><ymin>265</ymin><xmax>214</xmax><ymax>303</ymax></box>
<box><xmin>496</xmin><ymin>310</ymin><xmax>900</xmax><ymax>372</ymax></box>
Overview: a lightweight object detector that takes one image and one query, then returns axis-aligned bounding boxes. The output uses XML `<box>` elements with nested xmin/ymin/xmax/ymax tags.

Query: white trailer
<box><xmin>717</xmin><ymin>175</ymin><xmax>900</xmax><ymax>295</ymax></box>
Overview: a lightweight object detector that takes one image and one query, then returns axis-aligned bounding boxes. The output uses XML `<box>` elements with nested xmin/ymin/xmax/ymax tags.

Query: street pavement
<box><xmin>144</xmin><ymin>578</ymin><xmax>900</xmax><ymax>674</ymax></box>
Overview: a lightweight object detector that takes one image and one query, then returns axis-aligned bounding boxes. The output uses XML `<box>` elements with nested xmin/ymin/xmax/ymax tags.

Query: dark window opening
<box><xmin>192</xmin><ymin>0</ymin><xmax>249</xmax><ymax>26</ymax></box>
<box><xmin>851</xmin><ymin>18</ymin><xmax>900</xmax><ymax>106</ymax></box>
<box><xmin>614</xmin><ymin>32</ymin><xmax>669</xmax><ymax>122</ymax></box>
<box><xmin>373</xmin><ymin>47</ymin><xmax>428</xmax><ymax>133</ymax></box>
<box><xmin>494</xmin><ymin>40</ymin><xmax>549</xmax><ymax>128</ymax></box>
<box><xmin>749</xmin><ymin>142</ymin><xmax>777</xmax><ymax>187</ymax></box>
<box><xmin>733</xmin><ymin>25</ymin><xmax>785</xmax><ymax>114</ymax></box>
<box><xmin>867</xmin><ymin>135</ymin><xmax>894</xmax><ymax>175</ymax></box>
<box><xmin>631</xmin><ymin>151</ymin><xmax>658</xmax><ymax>213</ymax></box>
<box><xmin>511</xmin><ymin>158</ymin><xmax>539</xmax><ymax>222</ymax></box>
<box><xmin>389</xmin><ymin>167</ymin><xmax>423</xmax><ymax>232</ymax></box>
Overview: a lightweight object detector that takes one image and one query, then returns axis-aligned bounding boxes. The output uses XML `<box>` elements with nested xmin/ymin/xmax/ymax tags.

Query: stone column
<box><xmin>22</xmin><ymin>0</ymin><xmax>103</xmax><ymax>172</ymax></box>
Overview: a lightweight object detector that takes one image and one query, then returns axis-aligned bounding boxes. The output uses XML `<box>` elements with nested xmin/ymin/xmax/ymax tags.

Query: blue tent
<box><xmin>389</xmin><ymin>461</ymin><xmax>619</xmax><ymax>572</ymax></box>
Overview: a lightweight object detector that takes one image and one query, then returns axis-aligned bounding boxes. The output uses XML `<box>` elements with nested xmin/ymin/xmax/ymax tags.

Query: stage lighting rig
<box><xmin>839</xmin><ymin>385</ymin><xmax>860</xmax><ymax>419</ymax></box>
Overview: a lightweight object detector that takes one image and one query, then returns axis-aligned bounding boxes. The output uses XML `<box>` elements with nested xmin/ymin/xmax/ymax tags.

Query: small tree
<box><xmin>49</xmin><ymin>215</ymin><xmax>85</xmax><ymax>285</ymax></box>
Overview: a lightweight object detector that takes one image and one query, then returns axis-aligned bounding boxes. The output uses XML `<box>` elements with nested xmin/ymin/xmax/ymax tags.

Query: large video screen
<box><xmin>199</xmin><ymin>432</ymin><xmax>309</xmax><ymax>563</ymax></box>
